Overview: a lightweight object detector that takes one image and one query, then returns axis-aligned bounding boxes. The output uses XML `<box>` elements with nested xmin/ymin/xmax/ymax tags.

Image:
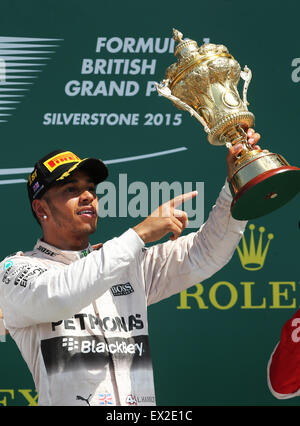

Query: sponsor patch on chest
<box><xmin>110</xmin><ymin>282</ymin><xmax>134</xmax><ymax>297</ymax></box>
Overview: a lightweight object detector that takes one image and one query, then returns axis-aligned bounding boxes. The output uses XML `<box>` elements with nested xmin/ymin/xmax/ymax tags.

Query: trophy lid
<box><xmin>166</xmin><ymin>29</ymin><xmax>233</xmax><ymax>89</ymax></box>
<box><xmin>173</xmin><ymin>29</ymin><xmax>199</xmax><ymax>58</ymax></box>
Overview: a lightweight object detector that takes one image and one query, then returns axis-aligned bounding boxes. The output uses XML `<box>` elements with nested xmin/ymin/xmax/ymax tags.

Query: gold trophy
<box><xmin>156</xmin><ymin>29</ymin><xmax>300</xmax><ymax>220</ymax></box>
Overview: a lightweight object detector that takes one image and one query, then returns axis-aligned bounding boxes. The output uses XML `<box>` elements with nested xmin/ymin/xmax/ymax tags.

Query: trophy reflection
<box><xmin>156</xmin><ymin>29</ymin><xmax>300</xmax><ymax>220</ymax></box>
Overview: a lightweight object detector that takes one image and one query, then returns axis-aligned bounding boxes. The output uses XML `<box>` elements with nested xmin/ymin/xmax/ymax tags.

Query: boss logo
<box><xmin>111</xmin><ymin>282</ymin><xmax>134</xmax><ymax>297</ymax></box>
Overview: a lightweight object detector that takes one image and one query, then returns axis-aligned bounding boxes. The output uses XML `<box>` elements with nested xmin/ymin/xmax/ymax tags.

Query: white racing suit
<box><xmin>0</xmin><ymin>182</ymin><xmax>246</xmax><ymax>406</ymax></box>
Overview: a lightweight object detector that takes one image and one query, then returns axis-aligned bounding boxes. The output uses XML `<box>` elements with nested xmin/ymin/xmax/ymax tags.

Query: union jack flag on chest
<box><xmin>98</xmin><ymin>393</ymin><xmax>113</xmax><ymax>405</ymax></box>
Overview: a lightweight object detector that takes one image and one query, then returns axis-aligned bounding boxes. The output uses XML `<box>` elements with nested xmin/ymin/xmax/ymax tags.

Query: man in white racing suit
<box><xmin>0</xmin><ymin>129</ymin><xmax>260</xmax><ymax>406</ymax></box>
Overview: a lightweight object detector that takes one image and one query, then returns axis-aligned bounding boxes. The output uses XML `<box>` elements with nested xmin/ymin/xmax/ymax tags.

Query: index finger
<box><xmin>169</xmin><ymin>191</ymin><xmax>198</xmax><ymax>208</ymax></box>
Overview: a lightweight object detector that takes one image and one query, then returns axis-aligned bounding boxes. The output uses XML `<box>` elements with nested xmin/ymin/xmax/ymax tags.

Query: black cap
<box><xmin>27</xmin><ymin>149</ymin><xmax>108</xmax><ymax>203</ymax></box>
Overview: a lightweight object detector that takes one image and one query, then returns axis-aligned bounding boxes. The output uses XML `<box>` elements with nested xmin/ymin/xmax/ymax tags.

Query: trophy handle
<box><xmin>223</xmin><ymin>66</ymin><xmax>253</xmax><ymax>150</ymax></box>
<box><xmin>240</xmin><ymin>65</ymin><xmax>252</xmax><ymax>109</ymax></box>
<box><xmin>155</xmin><ymin>80</ymin><xmax>211</xmax><ymax>133</ymax></box>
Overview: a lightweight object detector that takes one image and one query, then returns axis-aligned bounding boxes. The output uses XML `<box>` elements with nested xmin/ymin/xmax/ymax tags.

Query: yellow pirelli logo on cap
<box><xmin>43</xmin><ymin>151</ymin><xmax>80</xmax><ymax>172</ymax></box>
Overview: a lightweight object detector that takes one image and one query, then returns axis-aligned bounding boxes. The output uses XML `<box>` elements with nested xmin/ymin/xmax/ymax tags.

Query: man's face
<box><xmin>43</xmin><ymin>169</ymin><xmax>99</xmax><ymax>238</ymax></box>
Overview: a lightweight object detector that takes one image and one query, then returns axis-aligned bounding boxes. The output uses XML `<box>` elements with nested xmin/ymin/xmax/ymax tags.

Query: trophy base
<box><xmin>230</xmin><ymin>166</ymin><xmax>300</xmax><ymax>220</ymax></box>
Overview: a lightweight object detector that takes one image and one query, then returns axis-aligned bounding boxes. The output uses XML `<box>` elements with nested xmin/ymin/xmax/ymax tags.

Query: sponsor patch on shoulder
<box><xmin>2</xmin><ymin>263</ymin><xmax>47</xmax><ymax>287</ymax></box>
<box><xmin>3</xmin><ymin>260</ymin><xmax>14</xmax><ymax>271</ymax></box>
<box><xmin>110</xmin><ymin>282</ymin><xmax>134</xmax><ymax>297</ymax></box>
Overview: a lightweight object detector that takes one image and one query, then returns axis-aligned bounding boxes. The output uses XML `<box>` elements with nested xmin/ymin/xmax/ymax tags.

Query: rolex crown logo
<box><xmin>237</xmin><ymin>224</ymin><xmax>274</xmax><ymax>271</ymax></box>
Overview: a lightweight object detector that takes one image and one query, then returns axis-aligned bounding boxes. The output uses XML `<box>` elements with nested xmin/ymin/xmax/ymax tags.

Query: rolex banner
<box><xmin>0</xmin><ymin>0</ymin><xmax>299</xmax><ymax>406</ymax></box>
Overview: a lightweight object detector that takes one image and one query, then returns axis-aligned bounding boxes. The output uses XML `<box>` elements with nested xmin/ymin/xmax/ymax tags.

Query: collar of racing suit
<box><xmin>32</xmin><ymin>239</ymin><xmax>93</xmax><ymax>265</ymax></box>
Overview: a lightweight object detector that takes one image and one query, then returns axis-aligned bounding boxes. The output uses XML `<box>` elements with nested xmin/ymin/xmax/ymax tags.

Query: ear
<box><xmin>32</xmin><ymin>199</ymin><xmax>49</xmax><ymax>223</ymax></box>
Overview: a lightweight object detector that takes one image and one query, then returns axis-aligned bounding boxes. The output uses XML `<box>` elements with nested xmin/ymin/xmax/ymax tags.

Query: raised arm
<box><xmin>141</xmin><ymin>181</ymin><xmax>247</xmax><ymax>305</ymax></box>
<box><xmin>133</xmin><ymin>128</ymin><xmax>260</xmax><ymax>305</ymax></box>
